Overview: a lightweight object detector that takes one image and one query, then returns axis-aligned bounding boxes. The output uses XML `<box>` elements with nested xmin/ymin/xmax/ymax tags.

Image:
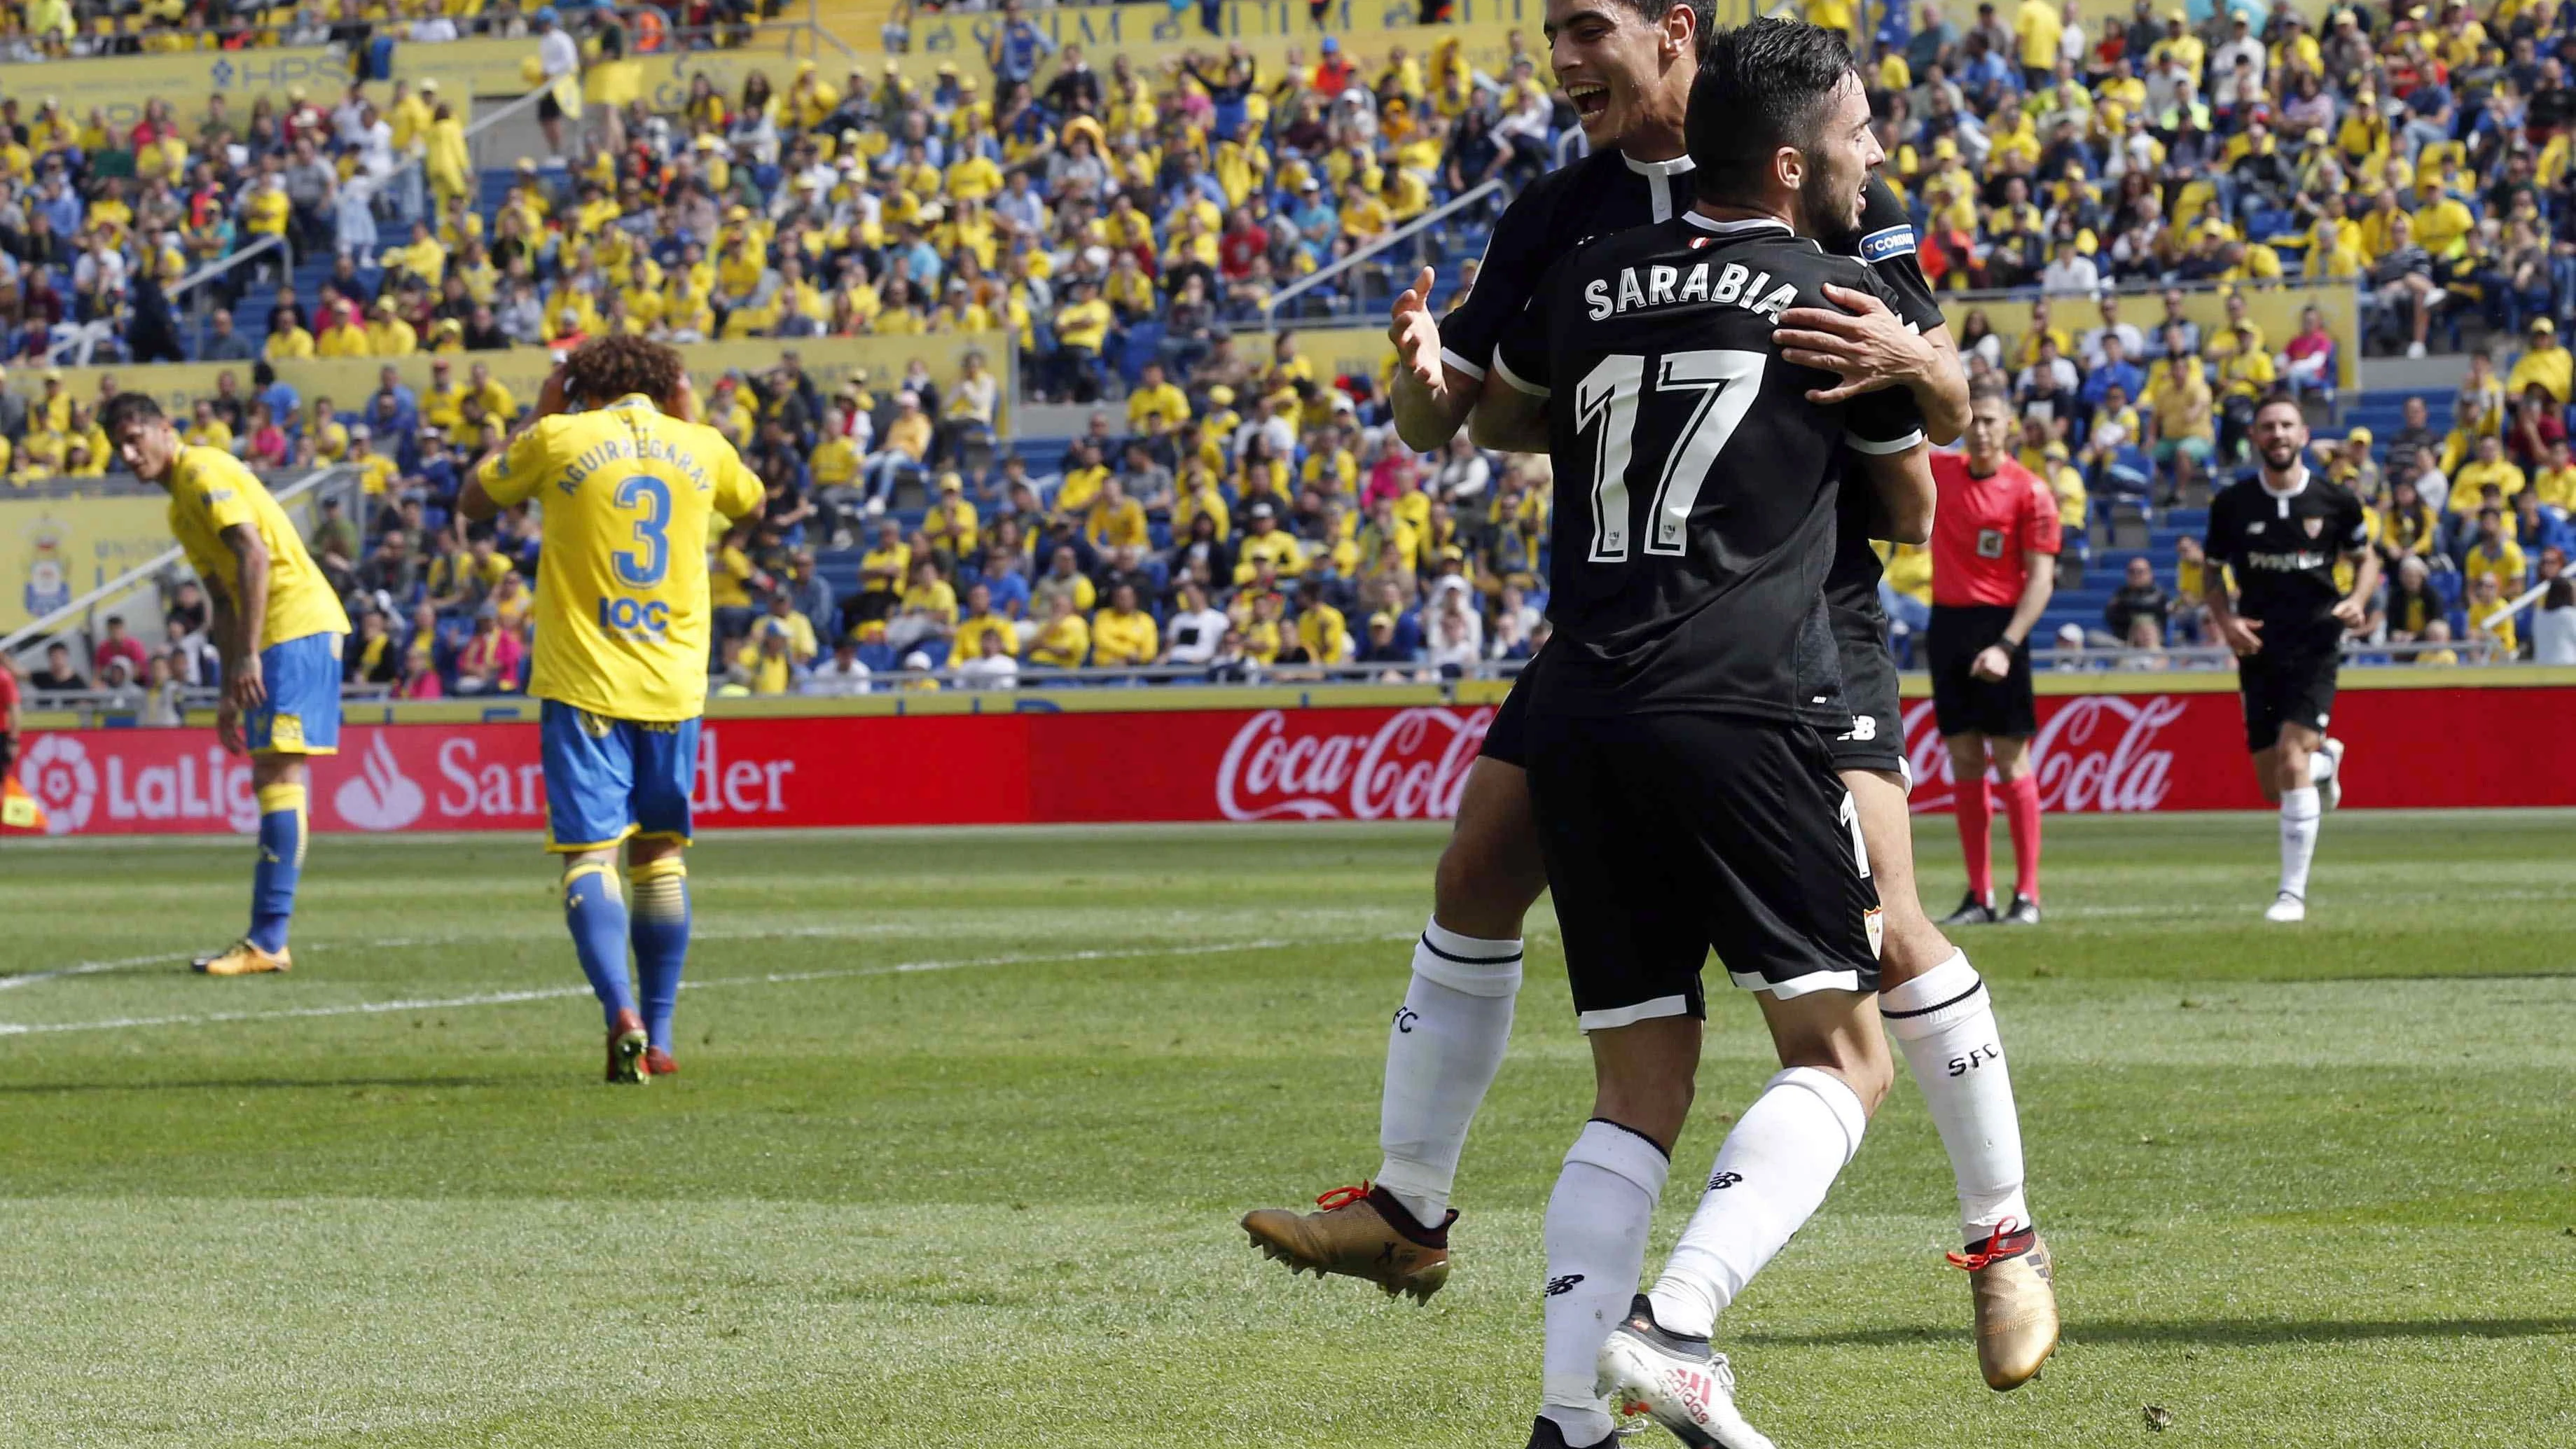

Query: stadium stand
<box><xmin>11</xmin><ymin>0</ymin><xmax>2576</xmax><ymax>707</ymax></box>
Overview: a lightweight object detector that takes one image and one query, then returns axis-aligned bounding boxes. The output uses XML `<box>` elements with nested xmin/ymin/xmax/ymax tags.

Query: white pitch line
<box><xmin>0</xmin><ymin>934</ymin><xmax>1406</xmax><ymax>1039</ymax></box>
<box><xmin>0</xmin><ymin>952</ymin><xmax>195</xmax><ymax>991</ymax></box>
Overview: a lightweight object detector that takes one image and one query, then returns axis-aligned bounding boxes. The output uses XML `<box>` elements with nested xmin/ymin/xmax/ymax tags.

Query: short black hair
<box><xmin>2252</xmin><ymin>392</ymin><xmax>2304</xmax><ymax>422</ymax></box>
<box><xmin>1601</xmin><ymin>0</ymin><xmax>1717</xmax><ymax>53</ymax></box>
<box><xmin>99</xmin><ymin>391</ymin><xmax>165</xmax><ymax>437</ymax></box>
<box><xmin>1687</xmin><ymin>19</ymin><xmax>1855</xmax><ymax>207</ymax></box>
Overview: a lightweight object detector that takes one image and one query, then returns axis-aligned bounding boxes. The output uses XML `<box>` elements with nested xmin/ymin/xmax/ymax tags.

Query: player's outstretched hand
<box><xmin>2218</xmin><ymin>614</ymin><xmax>2265</xmax><ymax>657</ymax></box>
<box><xmin>1776</xmin><ymin>284</ymin><xmax>1929</xmax><ymax>404</ymax></box>
<box><xmin>1389</xmin><ymin>267</ymin><xmax>1445</xmax><ymax>391</ymax></box>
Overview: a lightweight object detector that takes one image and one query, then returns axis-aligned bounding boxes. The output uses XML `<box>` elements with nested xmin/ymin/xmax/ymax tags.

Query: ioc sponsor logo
<box><xmin>1217</xmin><ymin>708</ymin><xmax>1490</xmax><ymax>821</ymax></box>
<box><xmin>1904</xmin><ymin>695</ymin><xmax>2186</xmax><ymax>813</ymax></box>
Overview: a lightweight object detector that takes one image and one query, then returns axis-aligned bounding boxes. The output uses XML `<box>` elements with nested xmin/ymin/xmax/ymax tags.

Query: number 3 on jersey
<box><xmin>612</xmin><ymin>475</ymin><xmax>673</xmax><ymax>587</ymax></box>
<box><xmin>1575</xmin><ymin>349</ymin><xmax>1766</xmax><ymax>562</ymax></box>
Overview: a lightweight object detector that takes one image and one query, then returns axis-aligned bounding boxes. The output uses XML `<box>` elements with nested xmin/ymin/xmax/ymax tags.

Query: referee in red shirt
<box><xmin>1927</xmin><ymin>383</ymin><xmax>2060</xmax><ymax>925</ymax></box>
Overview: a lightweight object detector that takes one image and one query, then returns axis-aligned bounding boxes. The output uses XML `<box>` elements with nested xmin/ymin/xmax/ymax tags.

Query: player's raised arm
<box><xmin>460</xmin><ymin>366</ymin><xmax>572</xmax><ymax>521</ymax></box>
<box><xmin>1389</xmin><ymin>266</ymin><xmax>1488</xmax><ymax>452</ymax></box>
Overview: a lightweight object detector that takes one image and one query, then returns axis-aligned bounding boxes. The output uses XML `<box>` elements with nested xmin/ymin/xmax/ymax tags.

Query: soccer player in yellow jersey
<box><xmin>104</xmin><ymin>393</ymin><xmax>352</xmax><ymax>978</ymax></box>
<box><xmin>461</xmin><ymin>336</ymin><xmax>763</xmax><ymax>1083</ymax></box>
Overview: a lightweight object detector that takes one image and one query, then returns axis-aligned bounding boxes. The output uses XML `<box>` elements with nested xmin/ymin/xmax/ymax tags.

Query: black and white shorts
<box><xmin>1824</xmin><ymin>598</ymin><xmax>1906</xmax><ymax>778</ymax></box>
<box><xmin>1525</xmin><ymin>710</ymin><xmax>1883</xmax><ymax>1029</ymax></box>
<box><xmin>2238</xmin><ymin>636</ymin><xmax>2340</xmax><ymax>752</ymax></box>
<box><xmin>1927</xmin><ymin>603</ymin><xmax>2037</xmax><ymax>739</ymax></box>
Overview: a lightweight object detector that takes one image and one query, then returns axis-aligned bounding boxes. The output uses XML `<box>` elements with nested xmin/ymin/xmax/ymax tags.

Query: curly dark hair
<box><xmin>562</xmin><ymin>334</ymin><xmax>686</xmax><ymax>409</ymax></box>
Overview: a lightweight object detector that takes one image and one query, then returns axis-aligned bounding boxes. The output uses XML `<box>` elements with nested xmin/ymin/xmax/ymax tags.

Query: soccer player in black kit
<box><xmin>1244</xmin><ymin>0</ymin><xmax>2058</xmax><ymax>1406</ymax></box>
<box><xmin>2203</xmin><ymin>396</ymin><xmax>2377</xmax><ymax>924</ymax></box>
<box><xmin>1472</xmin><ymin>23</ymin><xmax>1930</xmax><ymax>1447</ymax></box>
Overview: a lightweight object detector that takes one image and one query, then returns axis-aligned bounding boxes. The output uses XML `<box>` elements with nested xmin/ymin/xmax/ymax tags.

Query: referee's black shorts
<box><xmin>2238</xmin><ymin>630</ymin><xmax>2341</xmax><ymax>752</ymax></box>
<box><xmin>1824</xmin><ymin>597</ymin><xmax>1906</xmax><ymax>777</ymax></box>
<box><xmin>1526</xmin><ymin>709</ymin><xmax>1883</xmax><ymax>1029</ymax></box>
<box><xmin>1927</xmin><ymin>603</ymin><xmax>2037</xmax><ymax>739</ymax></box>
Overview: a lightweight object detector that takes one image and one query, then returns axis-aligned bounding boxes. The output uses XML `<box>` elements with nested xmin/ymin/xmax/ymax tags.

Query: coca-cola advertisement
<box><xmin>13</xmin><ymin>686</ymin><xmax>2576</xmax><ymax>838</ymax></box>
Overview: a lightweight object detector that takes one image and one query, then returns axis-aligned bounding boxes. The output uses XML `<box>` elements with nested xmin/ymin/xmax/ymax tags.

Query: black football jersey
<box><xmin>2203</xmin><ymin>471</ymin><xmax>2371</xmax><ymax>638</ymax></box>
<box><xmin>1494</xmin><ymin>214</ymin><xmax>1927</xmax><ymax>721</ymax></box>
<box><xmin>1823</xmin><ymin>189</ymin><xmax>1947</xmax><ymax>611</ymax></box>
<box><xmin>1442</xmin><ymin>153</ymin><xmax>1939</xmax><ymax>398</ymax></box>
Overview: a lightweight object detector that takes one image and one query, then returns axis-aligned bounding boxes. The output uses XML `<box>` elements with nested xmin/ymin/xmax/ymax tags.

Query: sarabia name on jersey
<box><xmin>1584</xmin><ymin>258</ymin><xmax>1801</xmax><ymax>323</ymax></box>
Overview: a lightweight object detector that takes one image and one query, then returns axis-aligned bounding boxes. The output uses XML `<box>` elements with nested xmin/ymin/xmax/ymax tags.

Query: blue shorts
<box><xmin>248</xmin><ymin>632</ymin><xmax>345</xmax><ymax>756</ymax></box>
<box><xmin>540</xmin><ymin>700</ymin><xmax>700</xmax><ymax>854</ymax></box>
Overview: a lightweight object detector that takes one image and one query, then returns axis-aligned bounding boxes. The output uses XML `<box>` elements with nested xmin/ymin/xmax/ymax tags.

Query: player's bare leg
<box><xmin>1242</xmin><ymin>756</ymin><xmax>1546</xmax><ymax>1301</ymax></box>
<box><xmin>1607</xmin><ymin>992</ymin><xmax>1890</xmax><ymax>1447</ymax></box>
<box><xmin>1848</xmin><ymin>766</ymin><xmax>2057</xmax><ymax>1389</ymax></box>
<box><xmin>195</xmin><ymin>754</ymin><xmax>306</xmax><ymax>977</ymax></box>
<box><xmin>2259</xmin><ymin>721</ymin><xmax>2327</xmax><ymax>922</ymax></box>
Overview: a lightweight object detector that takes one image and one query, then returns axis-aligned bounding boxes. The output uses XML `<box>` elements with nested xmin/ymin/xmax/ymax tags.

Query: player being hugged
<box><xmin>459</xmin><ymin>336</ymin><xmax>764</xmax><ymax>1083</ymax></box>
<box><xmin>104</xmin><ymin>391</ymin><xmax>352</xmax><ymax>977</ymax></box>
<box><xmin>2202</xmin><ymin>395</ymin><xmax>2376</xmax><ymax>923</ymax></box>
<box><xmin>1471</xmin><ymin>22</ymin><xmax>1936</xmax><ymax>1448</ymax></box>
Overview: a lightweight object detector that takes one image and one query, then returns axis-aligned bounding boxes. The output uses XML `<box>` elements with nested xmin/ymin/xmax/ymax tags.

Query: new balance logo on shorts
<box><xmin>1544</xmin><ymin>1275</ymin><xmax>1586</xmax><ymax>1297</ymax></box>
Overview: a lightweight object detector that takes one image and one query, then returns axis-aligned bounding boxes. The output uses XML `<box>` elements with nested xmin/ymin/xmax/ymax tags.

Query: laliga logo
<box><xmin>19</xmin><ymin>735</ymin><xmax>96</xmax><ymax>836</ymax></box>
<box><xmin>333</xmin><ymin>732</ymin><xmax>426</xmax><ymax>831</ymax></box>
<box><xmin>1217</xmin><ymin>708</ymin><xmax>1490</xmax><ymax>821</ymax></box>
<box><xmin>1905</xmin><ymin>695</ymin><xmax>2186</xmax><ymax>814</ymax></box>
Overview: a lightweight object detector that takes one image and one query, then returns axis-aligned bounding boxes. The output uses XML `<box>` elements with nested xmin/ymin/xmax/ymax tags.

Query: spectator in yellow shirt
<box><xmin>1050</xmin><ymin>278</ymin><xmax>1112</xmax><ymax>404</ymax></box>
<box><xmin>1090</xmin><ymin>583</ymin><xmax>1160</xmax><ymax>667</ymax></box>
<box><xmin>1292</xmin><ymin>578</ymin><xmax>1350</xmax><ymax>663</ymax></box>
<box><xmin>953</xmin><ymin>583</ymin><xmax>1018</xmax><ymax>661</ymax></box>
<box><xmin>1085</xmin><ymin>476</ymin><xmax>1150</xmax><ymax>553</ymax></box>
<box><xmin>1126</xmin><ymin>361</ymin><xmax>1189</xmax><ymax>432</ymax></box>
<box><xmin>1027</xmin><ymin>591</ymin><xmax>1093</xmax><ymax>668</ymax></box>
<box><xmin>2465</xmin><ymin>573</ymin><xmax>2521</xmax><ymax>659</ymax></box>
<box><xmin>2463</xmin><ymin>507</ymin><xmax>2530</xmax><ymax>597</ymax></box>
<box><xmin>2505</xmin><ymin>317</ymin><xmax>2573</xmax><ymax>405</ymax></box>
<box><xmin>1232</xmin><ymin>501</ymin><xmax>1307</xmax><ymax>583</ymax></box>
<box><xmin>2453</xmin><ymin>435</ymin><xmax>2527</xmax><ymax>513</ymax></box>
<box><xmin>923</xmin><ymin>474</ymin><xmax>981</xmax><ymax>561</ymax></box>
<box><xmin>888</xmin><ymin>558</ymin><xmax>959</xmax><ymax>654</ymax></box>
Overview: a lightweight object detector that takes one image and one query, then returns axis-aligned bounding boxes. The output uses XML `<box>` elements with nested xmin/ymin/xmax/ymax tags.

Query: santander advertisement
<box><xmin>13</xmin><ymin>687</ymin><xmax>2575</xmax><ymax>838</ymax></box>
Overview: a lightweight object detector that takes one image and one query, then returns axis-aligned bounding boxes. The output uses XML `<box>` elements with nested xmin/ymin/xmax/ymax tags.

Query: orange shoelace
<box><xmin>1313</xmin><ymin>1182</ymin><xmax>1373</xmax><ymax>1211</ymax></box>
<box><xmin>1946</xmin><ymin>1216</ymin><xmax>2028</xmax><ymax>1272</ymax></box>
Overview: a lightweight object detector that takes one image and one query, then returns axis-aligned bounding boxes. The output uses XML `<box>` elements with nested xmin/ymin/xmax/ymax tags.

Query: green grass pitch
<box><xmin>2</xmin><ymin>812</ymin><xmax>2572</xmax><ymax>1448</ymax></box>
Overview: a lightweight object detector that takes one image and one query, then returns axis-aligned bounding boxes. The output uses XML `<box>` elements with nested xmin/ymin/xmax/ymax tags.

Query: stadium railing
<box><xmin>1261</xmin><ymin>177</ymin><xmax>1507</xmax><ymax>326</ymax></box>
<box><xmin>139</xmin><ymin>84</ymin><xmax>557</xmax><ymax>363</ymax></box>
<box><xmin>0</xmin><ymin>464</ymin><xmax>368</xmax><ymax>678</ymax></box>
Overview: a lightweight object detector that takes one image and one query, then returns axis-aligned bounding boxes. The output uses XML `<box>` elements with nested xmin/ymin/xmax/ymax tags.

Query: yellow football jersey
<box><xmin>475</xmin><ymin>395</ymin><xmax>763</xmax><ymax>722</ymax></box>
<box><xmin>165</xmin><ymin>447</ymin><xmax>350</xmax><ymax>649</ymax></box>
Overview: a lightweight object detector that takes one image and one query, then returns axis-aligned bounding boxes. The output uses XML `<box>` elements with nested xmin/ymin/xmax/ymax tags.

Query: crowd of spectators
<box><xmin>25</xmin><ymin>0</ymin><xmax>2576</xmax><ymax>698</ymax></box>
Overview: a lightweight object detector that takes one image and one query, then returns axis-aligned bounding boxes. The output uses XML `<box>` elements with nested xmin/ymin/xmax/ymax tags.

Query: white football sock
<box><xmin>2279</xmin><ymin>785</ymin><xmax>2320</xmax><ymax>899</ymax></box>
<box><xmin>1882</xmin><ymin>950</ymin><xmax>2032</xmax><ymax>1242</ymax></box>
<box><xmin>1540</xmin><ymin>1119</ymin><xmax>1669</xmax><ymax>1446</ymax></box>
<box><xmin>1376</xmin><ymin>919</ymin><xmax>1523</xmax><ymax>1228</ymax></box>
<box><xmin>1648</xmin><ymin>1067</ymin><xmax>1867</xmax><ymax>1340</ymax></box>
<box><xmin>2307</xmin><ymin>746</ymin><xmax>2336</xmax><ymax>784</ymax></box>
